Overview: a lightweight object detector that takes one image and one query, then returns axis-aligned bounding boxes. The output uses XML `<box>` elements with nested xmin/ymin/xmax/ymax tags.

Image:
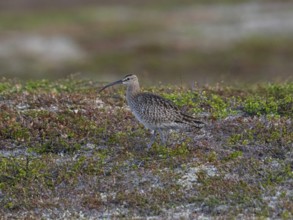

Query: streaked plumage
<box><xmin>99</xmin><ymin>74</ymin><xmax>205</xmax><ymax>148</ymax></box>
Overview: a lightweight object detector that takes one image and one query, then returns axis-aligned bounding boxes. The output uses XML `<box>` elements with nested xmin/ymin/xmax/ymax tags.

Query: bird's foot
<box><xmin>147</xmin><ymin>142</ymin><xmax>154</xmax><ymax>150</ymax></box>
<box><xmin>158</xmin><ymin>129</ymin><xmax>169</xmax><ymax>146</ymax></box>
<box><xmin>147</xmin><ymin>130</ymin><xmax>156</xmax><ymax>150</ymax></box>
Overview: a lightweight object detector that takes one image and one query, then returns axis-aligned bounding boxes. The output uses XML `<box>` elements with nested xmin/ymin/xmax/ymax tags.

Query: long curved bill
<box><xmin>99</xmin><ymin>79</ymin><xmax>123</xmax><ymax>93</ymax></box>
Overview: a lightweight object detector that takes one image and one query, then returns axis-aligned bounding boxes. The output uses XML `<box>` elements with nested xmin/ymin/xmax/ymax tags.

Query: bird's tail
<box><xmin>179</xmin><ymin>113</ymin><xmax>205</xmax><ymax>129</ymax></box>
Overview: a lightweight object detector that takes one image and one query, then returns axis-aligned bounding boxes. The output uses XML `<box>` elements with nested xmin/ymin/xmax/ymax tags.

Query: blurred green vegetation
<box><xmin>0</xmin><ymin>1</ymin><xmax>292</xmax><ymax>84</ymax></box>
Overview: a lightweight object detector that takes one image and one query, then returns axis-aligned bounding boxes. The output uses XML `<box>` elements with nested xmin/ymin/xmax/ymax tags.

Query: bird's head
<box><xmin>121</xmin><ymin>74</ymin><xmax>138</xmax><ymax>85</ymax></box>
<box><xmin>99</xmin><ymin>74</ymin><xmax>138</xmax><ymax>92</ymax></box>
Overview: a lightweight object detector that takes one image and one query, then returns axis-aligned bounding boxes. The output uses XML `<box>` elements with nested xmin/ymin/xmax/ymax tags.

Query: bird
<box><xmin>99</xmin><ymin>74</ymin><xmax>205</xmax><ymax>148</ymax></box>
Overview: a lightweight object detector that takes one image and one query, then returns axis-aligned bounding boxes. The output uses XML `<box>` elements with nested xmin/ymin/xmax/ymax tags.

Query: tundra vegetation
<box><xmin>0</xmin><ymin>78</ymin><xmax>292</xmax><ymax>219</ymax></box>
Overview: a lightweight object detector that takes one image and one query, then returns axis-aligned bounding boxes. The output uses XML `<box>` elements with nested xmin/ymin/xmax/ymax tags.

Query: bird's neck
<box><xmin>126</xmin><ymin>82</ymin><xmax>140</xmax><ymax>100</ymax></box>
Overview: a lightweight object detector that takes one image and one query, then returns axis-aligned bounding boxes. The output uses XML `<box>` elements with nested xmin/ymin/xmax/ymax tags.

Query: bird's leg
<box><xmin>147</xmin><ymin>130</ymin><xmax>157</xmax><ymax>149</ymax></box>
<box><xmin>158</xmin><ymin>129</ymin><xmax>168</xmax><ymax>146</ymax></box>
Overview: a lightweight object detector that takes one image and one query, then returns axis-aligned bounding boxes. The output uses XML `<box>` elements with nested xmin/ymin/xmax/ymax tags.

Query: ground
<box><xmin>0</xmin><ymin>79</ymin><xmax>292</xmax><ymax>219</ymax></box>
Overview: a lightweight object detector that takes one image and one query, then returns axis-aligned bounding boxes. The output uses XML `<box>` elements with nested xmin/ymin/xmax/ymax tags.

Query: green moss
<box><xmin>0</xmin><ymin>121</ymin><xmax>31</xmax><ymax>141</ymax></box>
<box><xmin>227</xmin><ymin>130</ymin><xmax>254</xmax><ymax>146</ymax></box>
<box><xmin>243</xmin><ymin>83</ymin><xmax>293</xmax><ymax>117</ymax></box>
<box><xmin>0</xmin><ymin>82</ymin><xmax>11</xmax><ymax>94</ymax></box>
<box><xmin>224</xmin><ymin>151</ymin><xmax>243</xmax><ymax>161</ymax></box>
<box><xmin>208</xmin><ymin>94</ymin><xmax>231</xmax><ymax>118</ymax></box>
<box><xmin>33</xmin><ymin>139</ymin><xmax>81</xmax><ymax>154</ymax></box>
<box><xmin>0</xmin><ymin>156</ymin><xmax>54</xmax><ymax>209</ymax></box>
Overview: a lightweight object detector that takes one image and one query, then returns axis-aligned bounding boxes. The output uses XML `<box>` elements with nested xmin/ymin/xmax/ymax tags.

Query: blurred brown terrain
<box><xmin>0</xmin><ymin>0</ymin><xmax>293</xmax><ymax>84</ymax></box>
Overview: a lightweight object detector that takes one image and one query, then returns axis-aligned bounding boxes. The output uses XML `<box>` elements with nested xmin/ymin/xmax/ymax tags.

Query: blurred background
<box><xmin>0</xmin><ymin>0</ymin><xmax>293</xmax><ymax>85</ymax></box>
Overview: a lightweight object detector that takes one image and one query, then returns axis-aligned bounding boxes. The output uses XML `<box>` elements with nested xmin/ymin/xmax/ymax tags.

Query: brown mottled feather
<box><xmin>128</xmin><ymin>92</ymin><xmax>205</xmax><ymax>131</ymax></box>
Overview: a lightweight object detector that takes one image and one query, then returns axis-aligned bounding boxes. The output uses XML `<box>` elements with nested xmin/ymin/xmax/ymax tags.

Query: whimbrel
<box><xmin>99</xmin><ymin>74</ymin><xmax>205</xmax><ymax>148</ymax></box>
